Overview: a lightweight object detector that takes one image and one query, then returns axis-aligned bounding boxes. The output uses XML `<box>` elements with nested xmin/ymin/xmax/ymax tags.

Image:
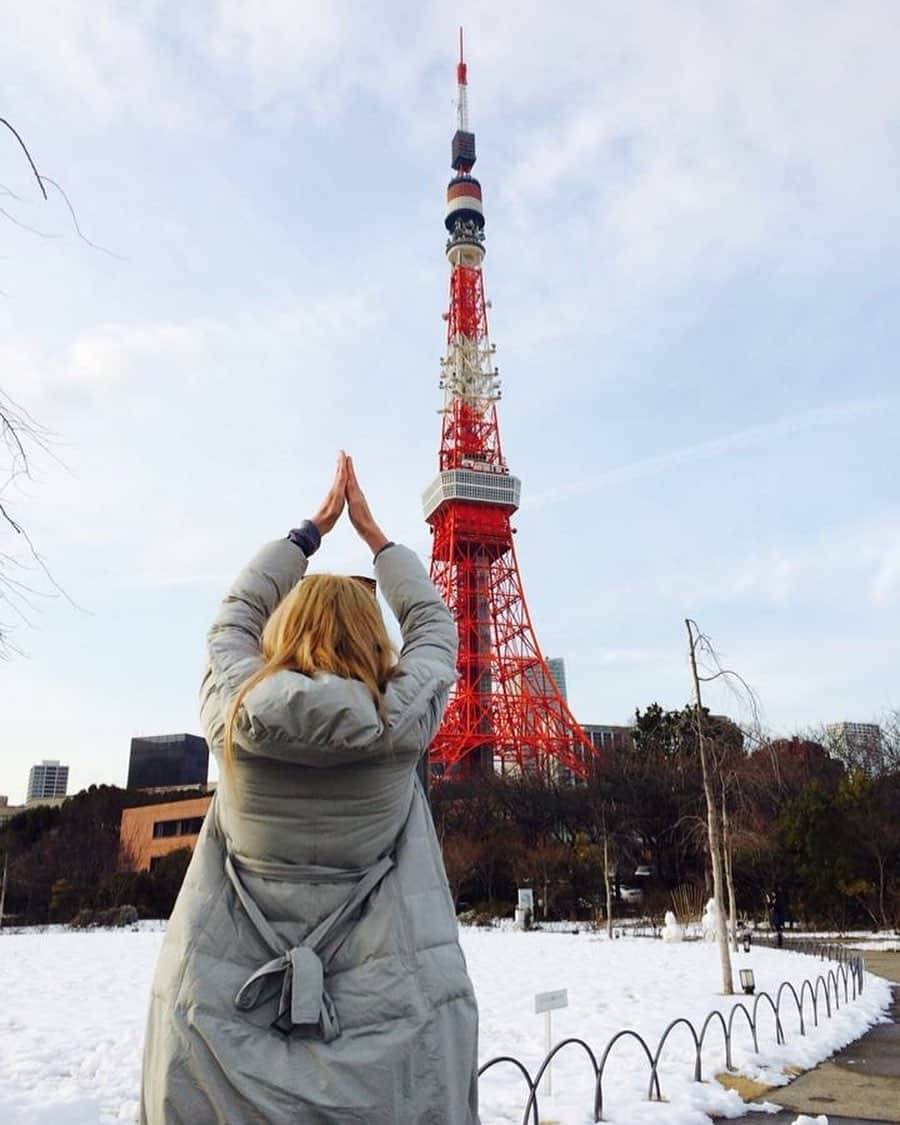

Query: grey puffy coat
<box><xmin>139</xmin><ymin>540</ymin><xmax>480</xmax><ymax>1124</ymax></box>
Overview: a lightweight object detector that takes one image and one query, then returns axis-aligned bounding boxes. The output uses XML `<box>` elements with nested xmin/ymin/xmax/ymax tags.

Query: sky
<box><xmin>1</xmin><ymin>1</ymin><xmax>899</xmax><ymax>803</ymax></box>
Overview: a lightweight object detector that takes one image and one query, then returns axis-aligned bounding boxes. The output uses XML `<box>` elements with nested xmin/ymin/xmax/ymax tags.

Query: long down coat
<box><xmin>139</xmin><ymin>540</ymin><xmax>481</xmax><ymax>1125</ymax></box>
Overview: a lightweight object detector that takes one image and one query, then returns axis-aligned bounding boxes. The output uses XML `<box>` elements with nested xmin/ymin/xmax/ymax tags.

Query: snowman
<box><xmin>662</xmin><ymin>910</ymin><xmax>684</xmax><ymax>943</ymax></box>
<box><xmin>701</xmin><ymin>898</ymin><xmax>720</xmax><ymax>942</ymax></box>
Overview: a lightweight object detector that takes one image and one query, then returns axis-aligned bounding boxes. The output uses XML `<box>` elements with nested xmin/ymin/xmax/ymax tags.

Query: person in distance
<box><xmin>140</xmin><ymin>451</ymin><xmax>480</xmax><ymax>1124</ymax></box>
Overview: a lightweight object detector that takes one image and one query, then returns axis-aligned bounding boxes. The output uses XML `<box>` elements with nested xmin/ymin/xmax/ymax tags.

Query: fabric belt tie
<box><xmin>225</xmin><ymin>847</ymin><xmax>396</xmax><ymax>1041</ymax></box>
<box><xmin>234</xmin><ymin>944</ymin><xmax>339</xmax><ymax>1039</ymax></box>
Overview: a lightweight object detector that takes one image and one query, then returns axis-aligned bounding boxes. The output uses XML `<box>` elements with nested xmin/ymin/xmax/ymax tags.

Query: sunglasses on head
<box><xmin>350</xmin><ymin>575</ymin><xmax>377</xmax><ymax>597</ymax></box>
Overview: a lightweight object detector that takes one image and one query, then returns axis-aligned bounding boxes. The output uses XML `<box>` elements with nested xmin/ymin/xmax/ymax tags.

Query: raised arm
<box><xmin>206</xmin><ymin>453</ymin><xmax>349</xmax><ymax>702</ymax></box>
<box><xmin>206</xmin><ymin>538</ymin><xmax>311</xmax><ymax>699</ymax></box>
<box><xmin>375</xmin><ymin>545</ymin><xmax>458</xmax><ymax>684</ymax></box>
<box><xmin>375</xmin><ymin>544</ymin><xmax>458</xmax><ymax>751</ymax></box>
<box><xmin>345</xmin><ymin>452</ymin><xmax>457</xmax><ymax>685</ymax></box>
<box><xmin>343</xmin><ymin>455</ymin><xmax>458</xmax><ymax>751</ymax></box>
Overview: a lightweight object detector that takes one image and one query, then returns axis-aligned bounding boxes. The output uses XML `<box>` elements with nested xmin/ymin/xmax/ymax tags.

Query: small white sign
<box><xmin>534</xmin><ymin>989</ymin><xmax>568</xmax><ymax>1014</ymax></box>
<box><xmin>517</xmin><ymin>888</ymin><xmax>534</xmax><ymax>911</ymax></box>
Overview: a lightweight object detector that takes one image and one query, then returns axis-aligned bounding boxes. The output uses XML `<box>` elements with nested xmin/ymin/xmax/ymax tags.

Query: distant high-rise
<box><xmin>583</xmin><ymin>724</ymin><xmax>633</xmax><ymax>754</ymax></box>
<box><xmin>522</xmin><ymin>657</ymin><xmax>568</xmax><ymax>707</ymax></box>
<box><xmin>26</xmin><ymin>760</ymin><xmax>69</xmax><ymax>804</ymax></box>
<box><xmin>826</xmin><ymin>722</ymin><xmax>883</xmax><ymax>775</ymax></box>
<box><xmin>127</xmin><ymin>734</ymin><xmax>209</xmax><ymax>791</ymax></box>
<box><xmin>545</xmin><ymin>658</ymin><xmax>568</xmax><ymax>704</ymax></box>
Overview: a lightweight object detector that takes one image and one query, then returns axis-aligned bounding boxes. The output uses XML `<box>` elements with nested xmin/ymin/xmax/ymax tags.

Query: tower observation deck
<box><xmin>422</xmin><ymin>31</ymin><xmax>599</xmax><ymax>780</ymax></box>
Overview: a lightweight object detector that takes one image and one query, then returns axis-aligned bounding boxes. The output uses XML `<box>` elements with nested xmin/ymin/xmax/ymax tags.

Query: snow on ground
<box><xmin>467</xmin><ymin>931</ymin><xmax>890</xmax><ymax>1124</ymax></box>
<box><xmin>0</xmin><ymin>926</ymin><xmax>891</xmax><ymax>1125</ymax></box>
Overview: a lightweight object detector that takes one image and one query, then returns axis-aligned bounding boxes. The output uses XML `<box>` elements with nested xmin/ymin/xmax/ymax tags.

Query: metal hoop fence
<box><xmin>477</xmin><ymin>938</ymin><xmax>866</xmax><ymax>1123</ymax></box>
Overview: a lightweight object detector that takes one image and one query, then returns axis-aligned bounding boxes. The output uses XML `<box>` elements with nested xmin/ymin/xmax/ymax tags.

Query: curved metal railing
<box><xmin>477</xmin><ymin>938</ymin><xmax>866</xmax><ymax>1124</ymax></box>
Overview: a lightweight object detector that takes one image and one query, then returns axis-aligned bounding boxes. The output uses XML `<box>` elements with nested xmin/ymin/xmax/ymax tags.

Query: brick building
<box><xmin>120</xmin><ymin>794</ymin><xmax>213</xmax><ymax>872</ymax></box>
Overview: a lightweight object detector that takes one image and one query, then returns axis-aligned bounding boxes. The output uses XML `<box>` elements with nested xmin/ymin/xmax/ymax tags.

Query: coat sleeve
<box><xmin>204</xmin><ymin>538</ymin><xmax>384</xmax><ymax>766</ymax></box>
<box><xmin>376</xmin><ymin>545</ymin><xmax>459</xmax><ymax>747</ymax></box>
<box><xmin>206</xmin><ymin>538</ymin><xmax>309</xmax><ymax>700</ymax></box>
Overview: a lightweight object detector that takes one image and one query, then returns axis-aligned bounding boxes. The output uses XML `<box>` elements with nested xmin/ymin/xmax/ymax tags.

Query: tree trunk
<box><xmin>722</xmin><ymin>788</ymin><xmax>739</xmax><ymax>953</ymax></box>
<box><xmin>877</xmin><ymin>854</ymin><xmax>886</xmax><ymax>929</ymax></box>
<box><xmin>687</xmin><ymin>619</ymin><xmax>734</xmax><ymax>994</ymax></box>
<box><xmin>603</xmin><ymin>830</ymin><xmax>613</xmax><ymax>939</ymax></box>
<box><xmin>0</xmin><ymin>851</ymin><xmax>7</xmax><ymax>929</ymax></box>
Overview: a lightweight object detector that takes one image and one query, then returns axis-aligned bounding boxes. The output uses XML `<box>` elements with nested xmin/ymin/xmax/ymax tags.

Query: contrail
<box><xmin>522</xmin><ymin>395</ymin><xmax>899</xmax><ymax>511</ymax></box>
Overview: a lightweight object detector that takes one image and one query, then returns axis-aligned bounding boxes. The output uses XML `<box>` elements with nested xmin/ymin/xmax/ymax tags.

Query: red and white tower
<box><xmin>423</xmin><ymin>32</ymin><xmax>599</xmax><ymax>780</ymax></box>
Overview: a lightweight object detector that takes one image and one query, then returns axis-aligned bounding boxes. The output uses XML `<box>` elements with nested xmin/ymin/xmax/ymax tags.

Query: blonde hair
<box><xmin>222</xmin><ymin>574</ymin><xmax>398</xmax><ymax>780</ymax></box>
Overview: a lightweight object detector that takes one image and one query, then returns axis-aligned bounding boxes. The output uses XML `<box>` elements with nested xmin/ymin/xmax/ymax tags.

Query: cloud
<box><xmin>0</xmin><ymin>2</ymin><xmax>440</xmax><ymax>134</ymax></box>
<box><xmin>0</xmin><ymin>283</ymin><xmax>382</xmax><ymax>404</ymax></box>
<box><xmin>67</xmin><ymin>322</ymin><xmax>213</xmax><ymax>388</ymax></box>
<box><xmin>480</xmin><ymin>3</ymin><xmax>900</xmax><ymax>346</ymax></box>
<box><xmin>4</xmin><ymin>4</ymin><xmax>897</xmax><ymax>351</ymax></box>
<box><xmin>0</xmin><ymin>324</ymin><xmax>211</xmax><ymax>406</ymax></box>
<box><xmin>870</xmin><ymin>535</ymin><xmax>900</xmax><ymax>606</ymax></box>
<box><xmin>0</xmin><ymin>5</ymin><xmax>201</xmax><ymax>131</ymax></box>
<box><xmin>658</xmin><ymin>513</ymin><xmax>900</xmax><ymax>609</ymax></box>
<box><xmin>0</xmin><ymin>281</ymin><xmax>388</xmax><ymax>593</ymax></box>
<box><xmin>522</xmin><ymin>395</ymin><xmax>900</xmax><ymax>511</ymax></box>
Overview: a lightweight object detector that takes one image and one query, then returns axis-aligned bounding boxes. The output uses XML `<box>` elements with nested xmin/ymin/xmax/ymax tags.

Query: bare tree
<box><xmin>878</xmin><ymin>709</ymin><xmax>900</xmax><ymax>774</ymax></box>
<box><xmin>441</xmin><ymin>836</ymin><xmax>484</xmax><ymax>910</ymax></box>
<box><xmin>601</xmin><ymin>815</ymin><xmax>614</xmax><ymax>938</ymax></box>
<box><xmin>686</xmin><ymin>619</ymin><xmax>734</xmax><ymax>993</ymax></box>
<box><xmin>0</xmin><ymin>850</ymin><xmax>8</xmax><ymax>928</ymax></box>
<box><xmin>0</xmin><ymin>389</ymin><xmax>65</xmax><ymax>656</ymax></box>
<box><xmin>0</xmin><ymin>117</ymin><xmax>80</xmax><ymax>655</ymax></box>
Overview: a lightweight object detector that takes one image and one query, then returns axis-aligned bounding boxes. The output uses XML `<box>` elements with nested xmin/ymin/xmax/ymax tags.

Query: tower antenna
<box><xmin>456</xmin><ymin>26</ymin><xmax>469</xmax><ymax>134</ymax></box>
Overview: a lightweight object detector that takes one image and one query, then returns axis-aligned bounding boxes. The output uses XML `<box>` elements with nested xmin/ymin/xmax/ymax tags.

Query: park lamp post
<box><xmin>739</xmin><ymin>969</ymin><xmax>755</xmax><ymax>995</ymax></box>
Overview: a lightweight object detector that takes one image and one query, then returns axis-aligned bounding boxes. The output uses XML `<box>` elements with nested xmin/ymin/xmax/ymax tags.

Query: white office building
<box><xmin>826</xmin><ymin>722</ymin><xmax>883</xmax><ymax>775</ymax></box>
<box><xmin>26</xmin><ymin>760</ymin><xmax>69</xmax><ymax>804</ymax></box>
<box><xmin>545</xmin><ymin>658</ymin><xmax>567</xmax><ymax>703</ymax></box>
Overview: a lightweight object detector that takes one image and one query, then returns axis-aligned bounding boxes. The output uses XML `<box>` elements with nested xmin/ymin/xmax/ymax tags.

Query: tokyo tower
<box><xmin>422</xmin><ymin>32</ymin><xmax>599</xmax><ymax>781</ymax></box>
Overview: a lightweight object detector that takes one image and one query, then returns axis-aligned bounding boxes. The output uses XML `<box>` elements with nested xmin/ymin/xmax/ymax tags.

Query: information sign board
<box><xmin>534</xmin><ymin>989</ymin><xmax>568</xmax><ymax>1014</ymax></box>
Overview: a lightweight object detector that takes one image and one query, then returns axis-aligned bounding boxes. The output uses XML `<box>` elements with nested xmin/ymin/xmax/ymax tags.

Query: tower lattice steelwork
<box><xmin>422</xmin><ymin>32</ymin><xmax>599</xmax><ymax>780</ymax></box>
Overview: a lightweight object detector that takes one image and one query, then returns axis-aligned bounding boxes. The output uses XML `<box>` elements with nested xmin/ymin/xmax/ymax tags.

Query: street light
<box><xmin>740</xmin><ymin>969</ymin><xmax>755</xmax><ymax>995</ymax></box>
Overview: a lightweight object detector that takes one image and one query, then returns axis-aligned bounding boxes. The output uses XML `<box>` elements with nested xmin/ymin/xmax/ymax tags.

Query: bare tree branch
<box><xmin>0</xmin><ymin>204</ymin><xmax>57</xmax><ymax>239</ymax></box>
<box><xmin>0</xmin><ymin>118</ymin><xmax>47</xmax><ymax>199</ymax></box>
<box><xmin>0</xmin><ymin>121</ymin><xmax>88</xmax><ymax>655</ymax></box>
<box><xmin>689</xmin><ymin>621</ymin><xmax>764</xmax><ymax>737</ymax></box>
<box><xmin>39</xmin><ymin>176</ymin><xmax>126</xmax><ymax>260</ymax></box>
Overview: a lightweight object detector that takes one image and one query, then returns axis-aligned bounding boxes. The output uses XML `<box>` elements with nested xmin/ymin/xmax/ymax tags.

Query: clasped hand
<box><xmin>312</xmin><ymin>451</ymin><xmax>389</xmax><ymax>556</ymax></box>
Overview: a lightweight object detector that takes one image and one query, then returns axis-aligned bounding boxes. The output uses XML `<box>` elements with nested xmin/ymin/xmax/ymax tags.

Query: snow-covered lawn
<box><xmin>0</xmin><ymin>924</ymin><xmax>891</xmax><ymax>1124</ymax></box>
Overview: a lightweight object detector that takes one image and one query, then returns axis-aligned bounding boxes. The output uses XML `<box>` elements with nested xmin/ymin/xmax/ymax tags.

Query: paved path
<box><xmin>726</xmin><ymin>950</ymin><xmax>900</xmax><ymax>1124</ymax></box>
